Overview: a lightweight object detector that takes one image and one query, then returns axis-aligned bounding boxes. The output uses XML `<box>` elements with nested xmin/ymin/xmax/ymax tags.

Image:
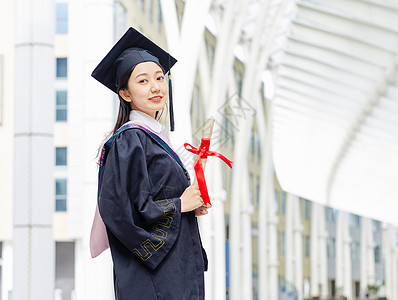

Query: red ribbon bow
<box><xmin>184</xmin><ymin>138</ymin><xmax>233</xmax><ymax>206</ymax></box>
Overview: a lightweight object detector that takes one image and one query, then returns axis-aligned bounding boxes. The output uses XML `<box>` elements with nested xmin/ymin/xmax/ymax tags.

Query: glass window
<box><xmin>281</xmin><ymin>192</ymin><xmax>286</xmax><ymax>215</ymax></box>
<box><xmin>374</xmin><ymin>245</ymin><xmax>381</xmax><ymax>263</ymax></box>
<box><xmin>250</xmin><ymin>128</ymin><xmax>255</xmax><ymax>158</ymax></box>
<box><xmin>274</xmin><ymin>190</ymin><xmax>279</xmax><ymax>213</ymax></box>
<box><xmin>56</xmin><ymin>3</ymin><xmax>68</xmax><ymax>34</ymax></box>
<box><xmin>56</xmin><ymin>147</ymin><xmax>67</xmax><ymax>166</ymax></box>
<box><xmin>55</xmin><ymin>179</ymin><xmax>67</xmax><ymax>212</ymax></box>
<box><xmin>255</xmin><ymin>131</ymin><xmax>261</xmax><ymax>162</ymax></box>
<box><xmin>351</xmin><ymin>242</ymin><xmax>360</xmax><ymax>261</ymax></box>
<box><xmin>249</xmin><ymin>174</ymin><xmax>253</xmax><ymax>205</ymax></box>
<box><xmin>327</xmin><ymin>237</ymin><xmax>336</xmax><ymax>259</ymax></box>
<box><xmin>157</xmin><ymin>0</ymin><xmax>162</xmax><ymax>31</ymax></box>
<box><xmin>373</xmin><ymin>220</ymin><xmax>381</xmax><ymax>232</ymax></box>
<box><xmin>149</xmin><ymin>0</ymin><xmax>153</xmax><ymax>21</ymax></box>
<box><xmin>325</xmin><ymin>206</ymin><xmax>337</xmax><ymax>223</ymax></box>
<box><xmin>304</xmin><ymin>199</ymin><xmax>310</xmax><ymax>219</ymax></box>
<box><xmin>305</xmin><ymin>236</ymin><xmax>310</xmax><ymax>257</ymax></box>
<box><xmin>236</xmin><ymin>71</ymin><xmax>242</xmax><ymax>99</ymax></box>
<box><xmin>255</xmin><ymin>176</ymin><xmax>260</xmax><ymax>207</ymax></box>
<box><xmin>56</xmin><ymin>90</ymin><xmax>67</xmax><ymax>121</ymax></box>
<box><xmin>350</xmin><ymin>214</ymin><xmax>361</xmax><ymax>228</ymax></box>
<box><xmin>56</xmin><ymin>58</ymin><xmax>68</xmax><ymax>78</ymax></box>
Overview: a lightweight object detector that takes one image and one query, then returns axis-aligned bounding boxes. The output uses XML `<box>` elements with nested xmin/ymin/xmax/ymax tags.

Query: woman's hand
<box><xmin>180</xmin><ymin>185</ymin><xmax>211</xmax><ymax>214</ymax></box>
<box><xmin>194</xmin><ymin>205</ymin><xmax>210</xmax><ymax>216</ymax></box>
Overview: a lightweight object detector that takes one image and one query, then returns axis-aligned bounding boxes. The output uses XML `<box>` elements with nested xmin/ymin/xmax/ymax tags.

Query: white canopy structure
<box><xmin>272</xmin><ymin>0</ymin><xmax>398</xmax><ymax>225</ymax></box>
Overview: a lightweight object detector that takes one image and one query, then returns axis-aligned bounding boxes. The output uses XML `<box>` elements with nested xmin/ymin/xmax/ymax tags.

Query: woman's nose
<box><xmin>150</xmin><ymin>80</ymin><xmax>160</xmax><ymax>92</ymax></box>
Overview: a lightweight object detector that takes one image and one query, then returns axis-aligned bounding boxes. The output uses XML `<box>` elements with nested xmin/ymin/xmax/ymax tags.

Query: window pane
<box><xmin>56</xmin><ymin>58</ymin><xmax>68</xmax><ymax>78</ymax></box>
<box><xmin>56</xmin><ymin>199</ymin><xmax>67</xmax><ymax>212</ymax></box>
<box><xmin>56</xmin><ymin>110</ymin><xmax>67</xmax><ymax>122</ymax></box>
<box><xmin>56</xmin><ymin>147</ymin><xmax>67</xmax><ymax>166</ymax></box>
<box><xmin>305</xmin><ymin>236</ymin><xmax>310</xmax><ymax>257</ymax></box>
<box><xmin>56</xmin><ymin>3</ymin><xmax>68</xmax><ymax>34</ymax></box>
<box><xmin>157</xmin><ymin>0</ymin><xmax>162</xmax><ymax>31</ymax></box>
<box><xmin>56</xmin><ymin>90</ymin><xmax>67</xmax><ymax>105</ymax></box>
<box><xmin>149</xmin><ymin>0</ymin><xmax>153</xmax><ymax>21</ymax></box>
<box><xmin>374</xmin><ymin>246</ymin><xmax>380</xmax><ymax>263</ymax></box>
<box><xmin>274</xmin><ymin>190</ymin><xmax>279</xmax><ymax>213</ymax></box>
<box><xmin>281</xmin><ymin>192</ymin><xmax>286</xmax><ymax>215</ymax></box>
<box><xmin>56</xmin><ymin>179</ymin><xmax>67</xmax><ymax>195</ymax></box>
<box><xmin>56</xmin><ymin>90</ymin><xmax>67</xmax><ymax>121</ymax></box>
<box><xmin>55</xmin><ymin>179</ymin><xmax>67</xmax><ymax>212</ymax></box>
<box><xmin>304</xmin><ymin>200</ymin><xmax>310</xmax><ymax>219</ymax></box>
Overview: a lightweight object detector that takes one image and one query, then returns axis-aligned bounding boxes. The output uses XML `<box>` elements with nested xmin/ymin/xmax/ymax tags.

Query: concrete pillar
<box><xmin>198</xmin><ymin>205</ymin><xmax>212</xmax><ymax>300</ymax></box>
<box><xmin>285</xmin><ymin>193</ymin><xmax>294</xmax><ymax>285</ymax></box>
<box><xmin>293</xmin><ymin>196</ymin><xmax>303</xmax><ymax>300</ymax></box>
<box><xmin>360</xmin><ymin>218</ymin><xmax>375</xmax><ymax>294</ymax></box>
<box><xmin>311</xmin><ymin>203</ymin><xmax>328</xmax><ymax>298</ymax></box>
<box><xmin>198</xmin><ymin>158</ymin><xmax>226</xmax><ymax>300</ymax></box>
<box><xmin>212</xmin><ymin>190</ymin><xmax>227</xmax><ymax>300</ymax></box>
<box><xmin>2</xmin><ymin>241</ymin><xmax>13</xmax><ymax>300</ymax></box>
<box><xmin>202</xmin><ymin>160</ymin><xmax>227</xmax><ymax>300</ymax></box>
<box><xmin>68</xmin><ymin>0</ymin><xmax>115</xmax><ymax>299</ymax></box>
<box><xmin>268</xmin><ymin>214</ymin><xmax>279</xmax><ymax>300</ymax></box>
<box><xmin>258</xmin><ymin>137</ymin><xmax>272</xmax><ymax>300</ymax></box>
<box><xmin>310</xmin><ymin>203</ymin><xmax>320</xmax><ymax>297</ymax></box>
<box><xmin>318</xmin><ymin>207</ymin><xmax>328</xmax><ymax>298</ymax></box>
<box><xmin>383</xmin><ymin>224</ymin><xmax>398</xmax><ymax>300</ymax></box>
<box><xmin>336</xmin><ymin>212</ymin><xmax>352</xmax><ymax>299</ymax></box>
<box><xmin>13</xmin><ymin>0</ymin><xmax>55</xmax><ymax>298</ymax></box>
<box><xmin>267</xmin><ymin>173</ymin><xmax>279</xmax><ymax>300</ymax></box>
<box><xmin>238</xmin><ymin>160</ymin><xmax>253</xmax><ymax>300</ymax></box>
<box><xmin>286</xmin><ymin>193</ymin><xmax>303</xmax><ymax>299</ymax></box>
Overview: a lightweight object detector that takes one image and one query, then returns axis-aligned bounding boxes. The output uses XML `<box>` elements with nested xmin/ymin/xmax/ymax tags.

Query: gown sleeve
<box><xmin>98</xmin><ymin>129</ymin><xmax>182</xmax><ymax>270</ymax></box>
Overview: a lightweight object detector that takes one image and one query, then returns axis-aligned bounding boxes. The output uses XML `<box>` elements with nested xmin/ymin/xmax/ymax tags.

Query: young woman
<box><xmin>90</xmin><ymin>27</ymin><xmax>209</xmax><ymax>299</ymax></box>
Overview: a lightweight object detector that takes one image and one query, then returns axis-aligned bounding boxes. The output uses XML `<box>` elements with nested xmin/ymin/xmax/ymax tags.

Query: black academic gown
<box><xmin>98</xmin><ymin>128</ymin><xmax>207</xmax><ymax>300</ymax></box>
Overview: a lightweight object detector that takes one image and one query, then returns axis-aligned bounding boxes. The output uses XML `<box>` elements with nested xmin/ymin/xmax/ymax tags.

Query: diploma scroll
<box><xmin>193</xmin><ymin>118</ymin><xmax>215</xmax><ymax>187</ymax></box>
<box><xmin>184</xmin><ymin>118</ymin><xmax>233</xmax><ymax>206</ymax></box>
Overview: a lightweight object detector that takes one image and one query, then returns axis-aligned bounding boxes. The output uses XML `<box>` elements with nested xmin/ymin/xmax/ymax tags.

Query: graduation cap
<box><xmin>92</xmin><ymin>27</ymin><xmax>177</xmax><ymax>131</ymax></box>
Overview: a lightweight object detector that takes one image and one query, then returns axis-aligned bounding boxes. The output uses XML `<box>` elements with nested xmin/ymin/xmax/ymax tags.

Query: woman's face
<box><xmin>119</xmin><ymin>61</ymin><xmax>168</xmax><ymax>118</ymax></box>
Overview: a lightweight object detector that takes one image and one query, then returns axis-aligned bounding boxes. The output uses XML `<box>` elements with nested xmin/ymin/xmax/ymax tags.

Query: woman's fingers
<box><xmin>194</xmin><ymin>205</ymin><xmax>208</xmax><ymax>217</ymax></box>
<box><xmin>180</xmin><ymin>184</ymin><xmax>212</xmax><ymax>213</ymax></box>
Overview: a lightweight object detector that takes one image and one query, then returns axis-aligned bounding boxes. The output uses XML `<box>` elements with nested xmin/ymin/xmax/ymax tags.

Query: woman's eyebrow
<box><xmin>135</xmin><ymin>72</ymin><xmax>148</xmax><ymax>79</ymax></box>
<box><xmin>135</xmin><ymin>70</ymin><xmax>163</xmax><ymax>79</ymax></box>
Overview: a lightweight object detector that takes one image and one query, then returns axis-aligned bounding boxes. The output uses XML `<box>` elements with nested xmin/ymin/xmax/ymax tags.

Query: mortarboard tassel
<box><xmin>168</xmin><ymin>72</ymin><xmax>175</xmax><ymax>131</ymax></box>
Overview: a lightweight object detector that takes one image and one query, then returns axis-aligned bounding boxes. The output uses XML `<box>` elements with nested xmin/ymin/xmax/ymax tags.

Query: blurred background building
<box><xmin>0</xmin><ymin>0</ymin><xmax>398</xmax><ymax>300</ymax></box>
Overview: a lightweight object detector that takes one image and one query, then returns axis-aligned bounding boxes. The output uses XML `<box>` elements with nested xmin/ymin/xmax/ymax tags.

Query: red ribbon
<box><xmin>184</xmin><ymin>138</ymin><xmax>233</xmax><ymax>206</ymax></box>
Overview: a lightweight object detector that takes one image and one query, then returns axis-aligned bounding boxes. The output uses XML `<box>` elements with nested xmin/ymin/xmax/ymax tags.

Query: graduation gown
<box><xmin>98</xmin><ymin>126</ymin><xmax>207</xmax><ymax>300</ymax></box>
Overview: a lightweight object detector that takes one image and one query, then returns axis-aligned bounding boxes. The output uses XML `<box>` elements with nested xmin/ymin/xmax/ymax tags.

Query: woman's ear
<box><xmin>119</xmin><ymin>89</ymin><xmax>132</xmax><ymax>102</ymax></box>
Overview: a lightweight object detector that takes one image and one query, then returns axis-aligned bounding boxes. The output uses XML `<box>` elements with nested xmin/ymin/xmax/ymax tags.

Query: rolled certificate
<box><xmin>193</xmin><ymin>118</ymin><xmax>215</xmax><ymax>187</ymax></box>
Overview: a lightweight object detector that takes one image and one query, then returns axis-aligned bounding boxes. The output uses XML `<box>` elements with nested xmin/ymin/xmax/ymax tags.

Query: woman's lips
<box><xmin>149</xmin><ymin>96</ymin><xmax>163</xmax><ymax>102</ymax></box>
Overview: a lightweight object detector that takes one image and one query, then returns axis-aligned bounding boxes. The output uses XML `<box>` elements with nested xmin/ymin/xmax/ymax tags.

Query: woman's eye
<box><xmin>157</xmin><ymin>76</ymin><xmax>165</xmax><ymax>81</ymax></box>
<box><xmin>139</xmin><ymin>79</ymin><xmax>148</xmax><ymax>83</ymax></box>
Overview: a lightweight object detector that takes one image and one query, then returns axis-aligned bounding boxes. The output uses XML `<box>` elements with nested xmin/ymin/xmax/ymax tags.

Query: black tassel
<box><xmin>168</xmin><ymin>72</ymin><xmax>175</xmax><ymax>131</ymax></box>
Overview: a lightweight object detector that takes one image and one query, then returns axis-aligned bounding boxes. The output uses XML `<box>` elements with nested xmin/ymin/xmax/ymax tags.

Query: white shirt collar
<box><xmin>128</xmin><ymin>110</ymin><xmax>164</xmax><ymax>133</ymax></box>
